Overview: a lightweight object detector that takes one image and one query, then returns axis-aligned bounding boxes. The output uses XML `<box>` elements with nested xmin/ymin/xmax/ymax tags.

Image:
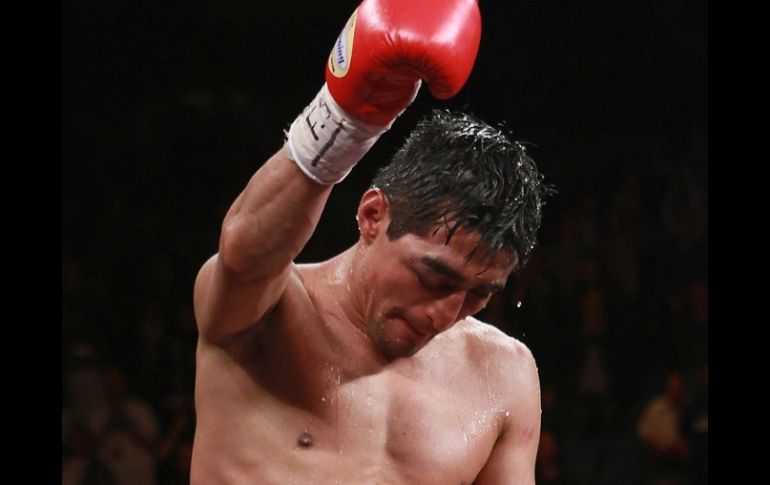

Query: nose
<box><xmin>424</xmin><ymin>291</ymin><xmax>467</xmax><ymax>332</ymax></box>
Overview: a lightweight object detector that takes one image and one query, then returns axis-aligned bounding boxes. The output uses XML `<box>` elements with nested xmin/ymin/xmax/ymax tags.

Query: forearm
<box><xmin>219</xmin><ymin>144</ymin><xmax>334</xmax><ymax>279</ymax></box>
<box><xmin>217</xmin><ymin>0</ymin><xmax>482</xmax><ymax>278</ymax></box>
<box><xmin>193</xmin><ymin>0</ymin><xmax>481</xmax><ymax>342</ymax></box>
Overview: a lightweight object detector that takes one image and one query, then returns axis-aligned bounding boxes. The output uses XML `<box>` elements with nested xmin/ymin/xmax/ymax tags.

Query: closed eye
<box><xmin>417</xmin><ymin>272</ymin><xmax>494</xmax><ymax>300</ymax></box>
<box><xmin>410</xmin><ymin>255</ymin><xmax>505</xmax><ymax>299</ymax></box>
<box><xmin>416</xmin><ymin>272</ymin><xmax>454</xmax><ymax>293</ymax></box>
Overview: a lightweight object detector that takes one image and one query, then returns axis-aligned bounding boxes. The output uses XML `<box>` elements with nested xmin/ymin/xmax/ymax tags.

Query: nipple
<box><xmin>297</xmin><ymin>430</ymin><xmax>314</xmax><ymax>448</ymax></box>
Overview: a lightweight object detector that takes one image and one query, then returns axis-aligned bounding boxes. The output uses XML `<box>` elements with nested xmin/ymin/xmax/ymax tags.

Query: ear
<box><xmin>356</xmin><ymin>188</ymin><xmax>390</xmax><ymax>244</ymax></box>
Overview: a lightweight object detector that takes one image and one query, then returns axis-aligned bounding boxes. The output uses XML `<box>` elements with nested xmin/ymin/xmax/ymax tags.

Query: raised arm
<box><xmin>193</xmin><ymin>149</ymin><xmax>334</xmax><ymax>343</ymax></box>
<box><xmin>193</xmin><ymin>0</ymin><xmax>483</xmax><ymax>343</ymax></box>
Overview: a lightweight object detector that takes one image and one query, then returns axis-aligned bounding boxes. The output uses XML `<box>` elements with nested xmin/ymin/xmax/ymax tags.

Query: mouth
<box><xmin>410</xmin><ymin>322</ymin><xmax>433</xmax><ymax>337</ymax></box>
<box><xmin>390</xmin><ymin>314</ymin><xmax>432</xmax><ymax>338</ymax></box>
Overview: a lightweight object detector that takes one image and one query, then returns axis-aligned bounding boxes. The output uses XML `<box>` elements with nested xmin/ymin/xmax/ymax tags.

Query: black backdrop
<box><xmin>63</xmin><ymin>0</ymin><xmax>706</xmax><ymax>270</ymax></box>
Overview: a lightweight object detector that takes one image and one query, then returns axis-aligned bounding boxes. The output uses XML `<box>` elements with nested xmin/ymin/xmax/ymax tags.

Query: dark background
<box><xmin>63</xmin><ymin>1</ymin><xmax>707</xmax><ymax>483</ymax></box>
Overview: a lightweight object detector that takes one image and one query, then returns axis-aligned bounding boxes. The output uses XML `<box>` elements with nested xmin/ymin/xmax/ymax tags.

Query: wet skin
<box><xmin>191</xmin><ymin>226</ymin><xmax>541</xmax><ymax>483</ymax></box>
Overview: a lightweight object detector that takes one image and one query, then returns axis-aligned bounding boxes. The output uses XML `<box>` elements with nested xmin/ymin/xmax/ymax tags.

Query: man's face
<box><xmin>358</xmin><ymin>221</ymin><xmax>517</xmax><ymax>360</ymax></box>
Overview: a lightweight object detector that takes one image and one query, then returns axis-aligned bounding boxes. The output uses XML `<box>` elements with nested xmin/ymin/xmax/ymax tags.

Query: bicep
<box><xmin>193</xmin><ymin>253</ymin><xmax>292</xmax><ymax>343</ymax></box>
<box><xmin>473</xmin><ymin>406</ymin><xmax>541</xmax><ymax>485</ymax></box>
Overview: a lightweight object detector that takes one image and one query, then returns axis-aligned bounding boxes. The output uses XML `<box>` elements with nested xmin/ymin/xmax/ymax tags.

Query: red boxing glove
<box><xmin>327</xmin><ymin>0</ymin><xmax>482</xmax><ymax>126</ymax></box>
<box><xmin>286</xmin><ymin>0</ymin><xmax>481</xmax><ymax>184</ymax></box>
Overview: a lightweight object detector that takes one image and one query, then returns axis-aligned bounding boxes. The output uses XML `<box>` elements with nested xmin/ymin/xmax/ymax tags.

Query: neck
<box><xmin>318</xmin><ymin>243</ymin><xmax>389</xmax><ymax>373</ymax></box>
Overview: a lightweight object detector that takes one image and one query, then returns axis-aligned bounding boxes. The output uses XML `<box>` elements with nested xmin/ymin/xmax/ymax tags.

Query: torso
<box><xmin>191</xmin><ymin>264</ymin><xmax>526</xmax><ymax>484</ymax></box>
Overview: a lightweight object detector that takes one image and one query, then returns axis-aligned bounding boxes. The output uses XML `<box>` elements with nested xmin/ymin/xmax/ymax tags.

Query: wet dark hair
<box><xmin>372</xmin><ymin>109</ymin><xmax>555</xmax><ymax>270</ymax></box>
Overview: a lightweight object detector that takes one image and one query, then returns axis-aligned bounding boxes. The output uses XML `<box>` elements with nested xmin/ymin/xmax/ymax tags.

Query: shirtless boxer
<box><xmin>191</xmin><ymin>0</ymin><xmax>553</xmax><ymax>482</ymax></box>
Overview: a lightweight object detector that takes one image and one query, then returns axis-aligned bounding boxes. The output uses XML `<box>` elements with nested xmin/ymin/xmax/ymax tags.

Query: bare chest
<box><xmin>291</xmin><ymin>371</ymin><xmax>502</xmax><ymax>472</ymax></box>
<box><xmin>193</xmin><ymin>334</ymin><xmax>504</xmax><ymax>483</ymax></box>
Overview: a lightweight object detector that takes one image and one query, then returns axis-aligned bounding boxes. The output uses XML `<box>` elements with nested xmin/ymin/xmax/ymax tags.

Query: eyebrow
<box><xmin>419</xmin><ymin>256</ymin><xmax>506</xmax><ymax>293</ymax></box>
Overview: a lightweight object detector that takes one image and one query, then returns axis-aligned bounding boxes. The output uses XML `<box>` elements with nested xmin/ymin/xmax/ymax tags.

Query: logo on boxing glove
<box><xmin>328</xmin><ymin>10</ymin><xmax>357</xmax><ymax>78</ymax></box>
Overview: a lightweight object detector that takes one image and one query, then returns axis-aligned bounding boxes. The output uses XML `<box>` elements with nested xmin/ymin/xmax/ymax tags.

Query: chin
<box><xmin>377</xmin><ymin>331</ymin><xmax>430</xmax><ymax>360</ymax></box>
<box><xmin>370</xmin><ymin>320</ymin><xmax>427</xmax><ymax>360</ymax></box>
<box><xmin>378</xmin><ymin>341</ymin><xmax>423</xmax><ymax>360</ymax></box>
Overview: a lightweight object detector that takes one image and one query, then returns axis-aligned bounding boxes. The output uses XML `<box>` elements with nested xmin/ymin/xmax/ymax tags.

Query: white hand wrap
<box><xmin>285</xmin><ymin>84</ymin><xmax>388</xmax><ymax>185</ymax></box>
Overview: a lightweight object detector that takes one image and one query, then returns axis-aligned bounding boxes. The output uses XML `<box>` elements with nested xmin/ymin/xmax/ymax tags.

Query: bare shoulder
<box><xmin>453</xmin><ymin>317</ymin><xmax>538</xmax><ymax>372</ymax></box>
<box><xmin>456</xmin><ymin>317</ymin><xmax>541</xmax><ymax>439</ymax></box>
<box><xmin>450</xmin><ymin>317</ymin><xmax>541</xmax><ymax>408</ymax></box>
